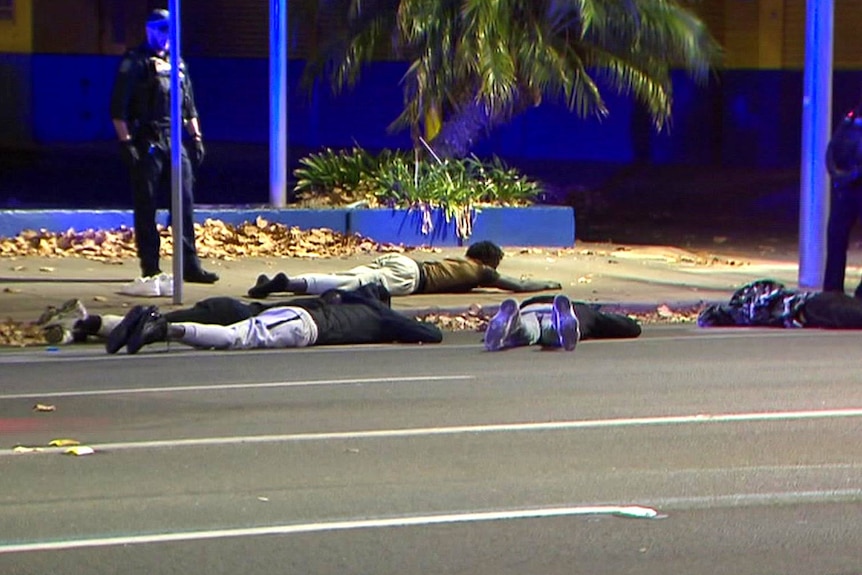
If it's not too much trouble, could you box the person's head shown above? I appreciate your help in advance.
[465,241,504,269]
[145,9,170,53]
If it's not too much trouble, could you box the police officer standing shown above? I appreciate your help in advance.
[824,103,862,297]
[110,8,218,283]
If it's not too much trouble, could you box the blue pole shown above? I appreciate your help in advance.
[169,0,184,303]
[798,0,834,289]
[270,0,288,206]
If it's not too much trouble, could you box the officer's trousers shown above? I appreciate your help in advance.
[130,143,202,277]
[823,179,862,296]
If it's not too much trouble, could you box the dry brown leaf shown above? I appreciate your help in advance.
[48,438,80,447]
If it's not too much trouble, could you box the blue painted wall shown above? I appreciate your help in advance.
[5,52,862,168]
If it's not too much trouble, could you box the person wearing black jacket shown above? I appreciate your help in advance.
[697,278,862,329]
[110,8,217,284]
[484,294,642,352]
[105,284,442,354]
[824,102,862,297]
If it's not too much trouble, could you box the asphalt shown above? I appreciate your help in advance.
[0,240,819,325]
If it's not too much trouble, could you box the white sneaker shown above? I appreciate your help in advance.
[156,273,173,297]
[120,276,161,297]
[37,298,88,330]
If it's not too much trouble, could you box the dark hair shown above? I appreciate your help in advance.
[465,241,504,268]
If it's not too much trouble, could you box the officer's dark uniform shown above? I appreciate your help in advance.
[824,104,862,296]
[110,41,210,280]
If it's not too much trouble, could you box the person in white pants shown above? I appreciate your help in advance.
[247,241,562,298]
[174,306,318,350]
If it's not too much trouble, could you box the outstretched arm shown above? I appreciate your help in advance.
[490,274,561,293]
[382,314,444,343]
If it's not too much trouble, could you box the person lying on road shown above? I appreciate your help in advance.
[483,294,642,352]
[697,278,862,329]
[36,285,443,354]
[246,241,562,298]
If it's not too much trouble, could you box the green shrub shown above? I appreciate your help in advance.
[293,147,541,238]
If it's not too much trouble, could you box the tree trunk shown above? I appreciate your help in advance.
[427,99,496,159]
[428,89,539,159]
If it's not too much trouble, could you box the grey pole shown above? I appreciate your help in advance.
[798,0,834,289]
[270,0,288,206]
[169,0,184,303]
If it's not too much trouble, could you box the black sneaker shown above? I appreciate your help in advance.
[105,305,151,354]
[126,309,168,354]
[184,268,220,284]
[247,274,272,298]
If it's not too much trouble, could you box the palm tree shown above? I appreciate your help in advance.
[300,0,721,158]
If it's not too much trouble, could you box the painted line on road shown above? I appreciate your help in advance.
[0,375,475,400]
[0,505,661,554]
[5,407,862,457]
[4,486,862,554]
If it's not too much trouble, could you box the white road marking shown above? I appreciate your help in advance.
[5,407,862,457]
[4,487,862,554]
[0,374,474,400]
[0,505,662,554]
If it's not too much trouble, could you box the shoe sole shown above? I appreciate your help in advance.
[105,305,148,354]
[484,299,519,351]
[126,312,166,355]
[38,298,85,328]
[552,296,580,352]
[43,325,72,345]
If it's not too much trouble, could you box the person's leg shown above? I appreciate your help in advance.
[485,299,541,351]
[572,303,642,339]
[175,150,218,283]
[172,322,243,349]
[800,292,862,328]
[132,148,163,277]
[250,264,383,298]
[163,297,255,325]
[823,182,859,292]
[175,307,317,349]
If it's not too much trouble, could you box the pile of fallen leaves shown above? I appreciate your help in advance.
[0,320,47,348]
[623,304,701,325]
[0,217,400,262]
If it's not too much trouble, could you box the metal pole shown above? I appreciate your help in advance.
[169,0,184,303]
[270,0,288,206]
[798,0,834,289]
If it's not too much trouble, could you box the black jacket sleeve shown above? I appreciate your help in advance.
[181,59,199,121]
[110,50,142,121]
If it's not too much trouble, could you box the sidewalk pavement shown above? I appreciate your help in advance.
[0,241,821,325]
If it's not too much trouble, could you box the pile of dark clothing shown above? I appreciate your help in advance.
[698,279,862,329]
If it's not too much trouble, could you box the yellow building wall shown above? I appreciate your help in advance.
[0,0,33,53]
[719,0,862,70]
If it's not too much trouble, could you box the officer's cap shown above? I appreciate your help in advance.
[147,9,170,26]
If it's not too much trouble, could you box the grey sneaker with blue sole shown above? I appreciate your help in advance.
[552,294,581,351]
[484,299,520,351]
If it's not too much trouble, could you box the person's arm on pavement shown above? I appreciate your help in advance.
[382,312,444,343]
[489,274,562,293]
